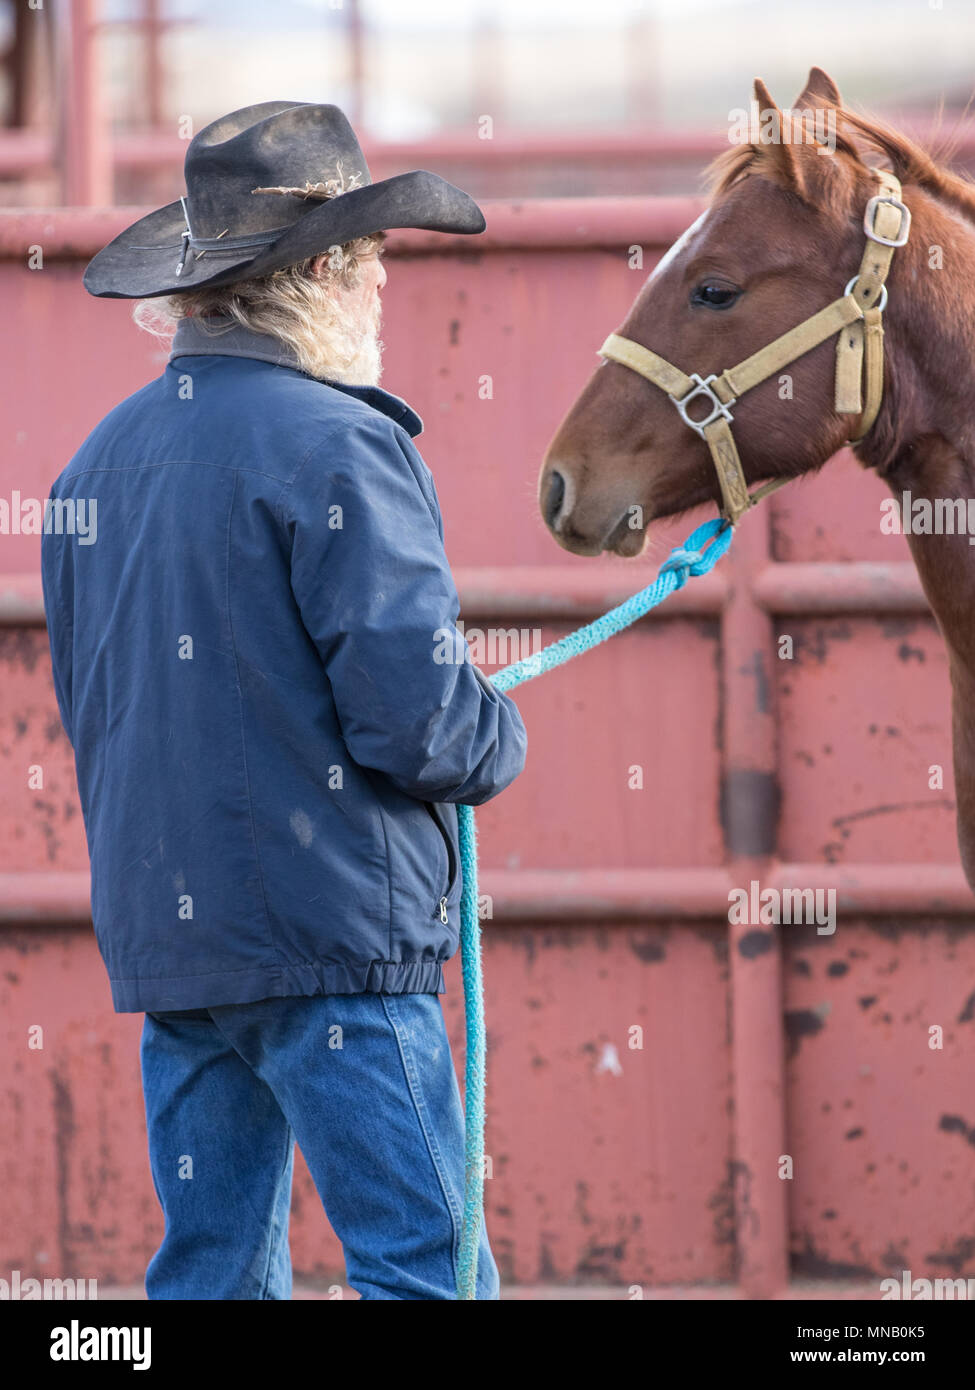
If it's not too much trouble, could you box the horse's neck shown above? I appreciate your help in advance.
[864,188,975,674]
[885,441,975,883]
[894,439,975,657]
[865,187,975,882]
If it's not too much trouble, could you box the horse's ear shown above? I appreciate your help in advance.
[751,77,838,204]
[752,79,811,198]
[794,66,842,109]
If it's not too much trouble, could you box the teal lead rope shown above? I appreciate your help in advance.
[453,517,734,1298]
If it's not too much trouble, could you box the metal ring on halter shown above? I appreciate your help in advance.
[669,373,736,438]
[845,275,888,313]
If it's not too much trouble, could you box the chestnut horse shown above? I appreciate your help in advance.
[539,67,975,890]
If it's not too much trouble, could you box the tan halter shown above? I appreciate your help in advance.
[598,170,911,525]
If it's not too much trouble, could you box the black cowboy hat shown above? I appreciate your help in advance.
[83,100,486,299]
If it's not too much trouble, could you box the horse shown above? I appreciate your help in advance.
[538,67,975,892]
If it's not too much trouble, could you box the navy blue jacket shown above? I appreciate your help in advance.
[40,317,527,1012]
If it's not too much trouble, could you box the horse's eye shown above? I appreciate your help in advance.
[690,282,741,310]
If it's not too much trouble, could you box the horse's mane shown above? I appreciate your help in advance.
[707,105,975,228]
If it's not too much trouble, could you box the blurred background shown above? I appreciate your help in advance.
[4,0,975,205]
[2,0,975,1301]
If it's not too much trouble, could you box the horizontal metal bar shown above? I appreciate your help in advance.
[455,560,929,623]
[0,131,51,177]
[0,129,732,176]
[1,863,969,926]
[489,864,973,919]
[0,573,45,624]
[0,121,968,174]
[0,871,92,922]
[0,130,727,177]
[0,562,932,627]
[753,562,928,614]
[0,198,706,260]
[775,862,972,915]
[452,565,725,620]
[484,867,735,919]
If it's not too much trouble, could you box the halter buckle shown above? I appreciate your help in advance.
[670,373,735,437]
[863,194,911,248]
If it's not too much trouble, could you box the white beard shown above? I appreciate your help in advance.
[324,298,384,387]
[341,330,383,386]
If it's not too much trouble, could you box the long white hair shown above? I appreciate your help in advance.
[132,231,385,385]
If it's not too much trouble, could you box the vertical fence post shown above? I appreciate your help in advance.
[58,0,111,207]
[721,505,790,1296]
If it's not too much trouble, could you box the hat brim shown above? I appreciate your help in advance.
[83,170,486,299]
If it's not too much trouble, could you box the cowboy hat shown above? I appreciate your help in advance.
[83,100,486,299]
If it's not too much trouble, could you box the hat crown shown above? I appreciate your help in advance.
[182,102,373,240]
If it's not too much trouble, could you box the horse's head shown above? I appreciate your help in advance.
[539,68,894,556]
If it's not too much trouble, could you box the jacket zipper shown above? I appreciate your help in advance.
[427,802,458,921]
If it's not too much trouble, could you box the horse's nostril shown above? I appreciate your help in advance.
[544,469,566,528]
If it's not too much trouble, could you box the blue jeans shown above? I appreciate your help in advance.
[139,992,499,1300]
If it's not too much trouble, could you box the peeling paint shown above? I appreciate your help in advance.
[738,929,773,959]
[784,1007,827,1054]
[49,1068,76,1271]
[926,1236,975,1274]
[791,1236,876,1281]
[720,769,780,856]
[629,937,665,963]
[938,1114,975,1145]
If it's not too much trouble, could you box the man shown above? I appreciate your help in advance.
[40,101,527,1301]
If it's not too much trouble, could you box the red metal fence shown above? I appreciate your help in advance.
[1,200,972,1296]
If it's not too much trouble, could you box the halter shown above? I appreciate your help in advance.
[598,170,912,525]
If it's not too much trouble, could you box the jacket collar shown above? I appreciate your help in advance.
[168,315,423,437]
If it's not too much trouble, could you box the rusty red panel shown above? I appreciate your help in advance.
[0,631,87,873]
[784,925,975,1284]
[476,620,723,871]
[1,929,150,1282]
[440,928,733,1286]
[776,618,956,867]
[771,450,915,565]
[384,246,663,568]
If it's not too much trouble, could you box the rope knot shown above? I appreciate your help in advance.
[659,545,706,585]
